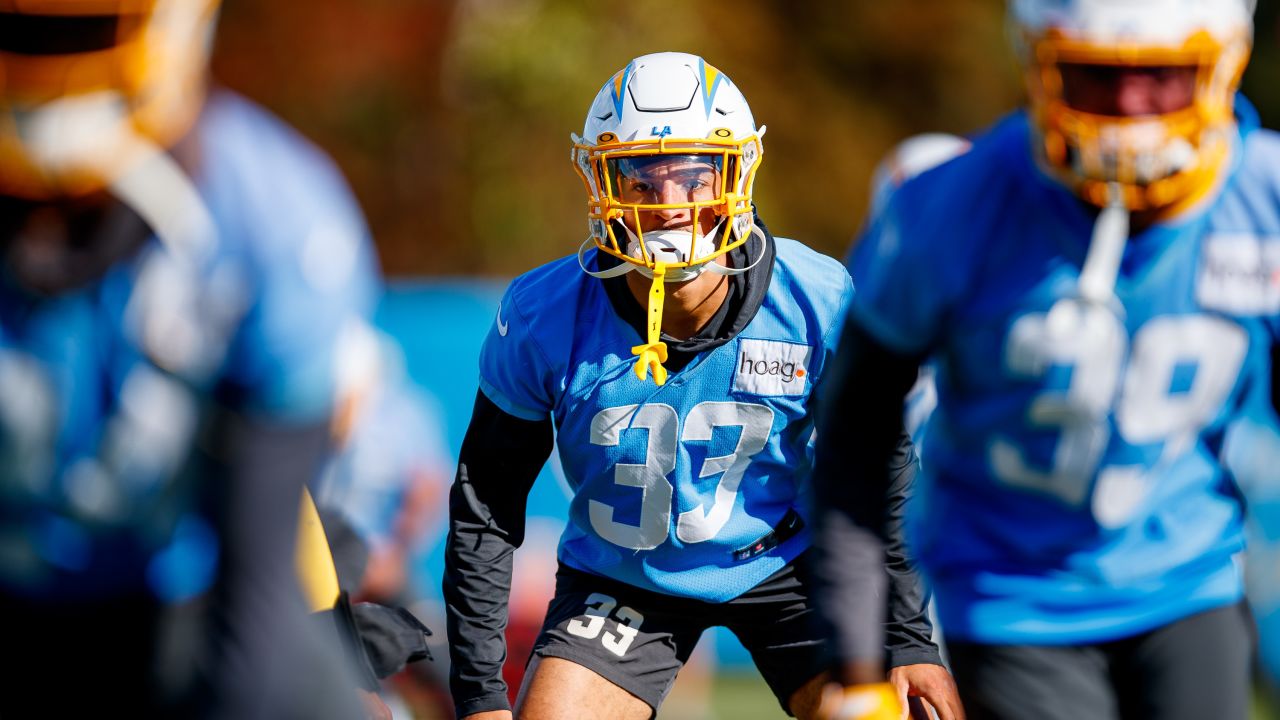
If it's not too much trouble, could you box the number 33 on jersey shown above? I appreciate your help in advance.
[478,238,852,603]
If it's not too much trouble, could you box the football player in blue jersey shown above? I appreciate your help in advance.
[812,1,1271,719]
[0,1,393,717]
[443,52,964,720]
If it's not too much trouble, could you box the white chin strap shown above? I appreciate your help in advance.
[1077,183,1129,306]
[622,222,721,282]
[1081,121,1195,186]
[577,222,769,282]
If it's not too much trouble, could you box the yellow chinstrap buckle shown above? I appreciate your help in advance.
[631,262,670,385]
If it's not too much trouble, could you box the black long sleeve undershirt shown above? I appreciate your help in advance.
[810,318,926,673]
[443,391,553,719]
[880,436,941,670]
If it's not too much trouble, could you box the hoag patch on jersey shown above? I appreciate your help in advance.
[733,338,811,396]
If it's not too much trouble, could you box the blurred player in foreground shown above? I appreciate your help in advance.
[812,1,1274,719]
[444,52,963,720]
[0,1,389,716]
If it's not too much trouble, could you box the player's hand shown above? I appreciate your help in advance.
[888,663,965,720]
[817,682,902,720]
[462,712,513,720]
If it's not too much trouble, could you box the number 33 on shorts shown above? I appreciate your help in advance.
[565,592,646,657]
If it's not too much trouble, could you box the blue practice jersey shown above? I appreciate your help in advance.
[849,99,1280,645]
[0,90,379,601]
[479,238,851,602]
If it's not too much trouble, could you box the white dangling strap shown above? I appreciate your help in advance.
[578,237,637,279]
[578,223,770,281]
[704,224,770,277]
[1077,183,1129,306]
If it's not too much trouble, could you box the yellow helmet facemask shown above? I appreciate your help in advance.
[0,0,221,200]
[573,135,762,279]
[1022,27,1251,212]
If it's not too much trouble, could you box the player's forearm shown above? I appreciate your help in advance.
[443,496,517,716]
[811,510,889,672]
[810,319,922,673]
[443,392,553,716]
[881,435,943,669]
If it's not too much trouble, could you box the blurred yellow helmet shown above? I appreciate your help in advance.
[1011,0,1254,212]
[0,0,221,199]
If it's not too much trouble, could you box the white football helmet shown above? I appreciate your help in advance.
[1010,0,1254,211]
[0,0,221,200]
[572,52,764,283]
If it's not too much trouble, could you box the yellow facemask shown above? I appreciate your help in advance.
[1021,27,1250,213]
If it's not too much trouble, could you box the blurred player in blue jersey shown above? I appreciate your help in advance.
[812,1,1272,719]
[0,1,387,716]
[443,52,963,720]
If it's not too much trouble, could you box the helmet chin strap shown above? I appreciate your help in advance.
[576,222,768,281]
[577,224,769,385]
[1077,183,1129,306]
[1044,183,1129,350]
[620,220,725,283]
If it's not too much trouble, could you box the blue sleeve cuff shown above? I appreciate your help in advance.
[478,377,548,422]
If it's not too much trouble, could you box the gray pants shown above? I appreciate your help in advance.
[946,602,1253,720]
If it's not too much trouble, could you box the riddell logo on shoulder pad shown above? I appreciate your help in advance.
[733,339,812,396]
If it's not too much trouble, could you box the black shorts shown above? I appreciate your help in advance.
[530,557,828,716]
[944,601,1254,720]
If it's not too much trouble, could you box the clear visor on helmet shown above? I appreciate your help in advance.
[605,153,727,207]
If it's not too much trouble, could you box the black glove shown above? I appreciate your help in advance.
[350,602,434,678]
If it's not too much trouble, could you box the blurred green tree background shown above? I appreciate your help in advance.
[212,0,1280,278]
